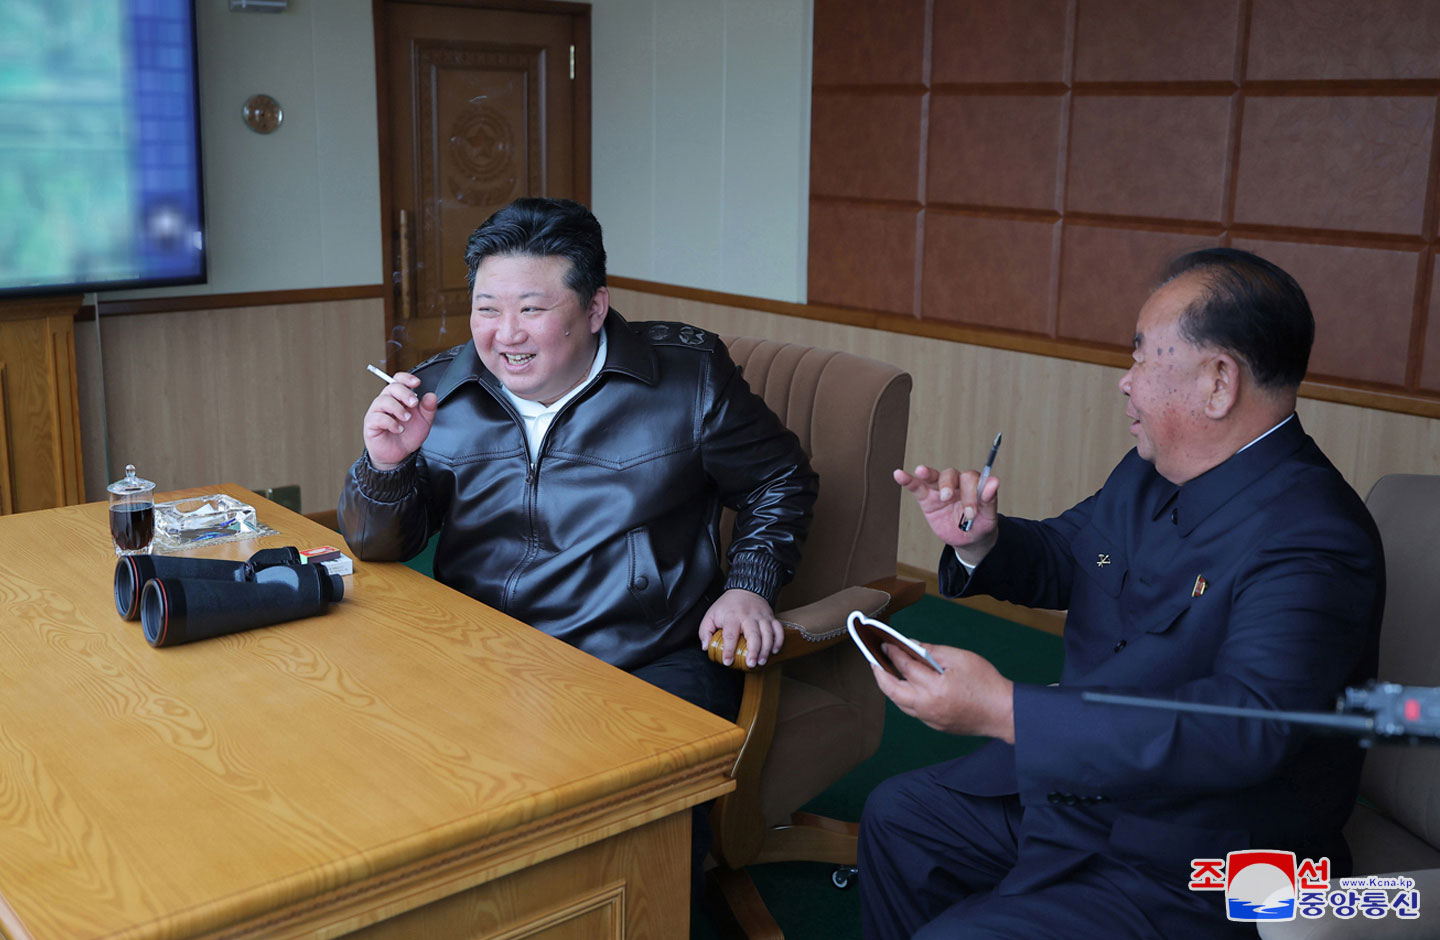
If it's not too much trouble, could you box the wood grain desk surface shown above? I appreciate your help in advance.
[0,484,743,940]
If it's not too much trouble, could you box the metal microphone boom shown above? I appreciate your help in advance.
[1081,681,1440,747]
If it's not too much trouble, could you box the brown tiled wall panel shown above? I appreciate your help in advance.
[1247,0,1440,81]
[1058,225,1221,347]
[810,94,924,202]
[1073,0,1241,83]
[808,202,917,316]
[809,0,1440,401]
[1234,97,1434,236]
[927,95,1064,210]
[812,0,927,86]
[921,213,1055,334]
[931,0,1068,85]
[1230,239,1419,389]
[1423,255,1440,391]
[1066,95,1233,222]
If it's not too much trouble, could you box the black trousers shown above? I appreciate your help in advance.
[632,644,743,722]
[858,761,1246,940]
[631,645,742,902]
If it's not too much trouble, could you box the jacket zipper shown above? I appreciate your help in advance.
[496,375,602,613]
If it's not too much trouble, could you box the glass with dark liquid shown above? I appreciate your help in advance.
[106,465,156,556]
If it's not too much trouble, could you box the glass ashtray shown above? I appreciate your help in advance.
[154,494,259,543]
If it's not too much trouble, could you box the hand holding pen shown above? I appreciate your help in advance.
[893,432,1003,559]
[960,432,1002,532]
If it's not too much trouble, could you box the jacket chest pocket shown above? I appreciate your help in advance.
[1071,524,1196,637]
[1071,525,1127,597]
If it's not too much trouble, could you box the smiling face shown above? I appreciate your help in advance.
[1117,274,1222,484]
[470,253,608,405]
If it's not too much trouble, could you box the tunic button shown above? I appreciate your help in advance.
[1047,791,1061,803]
[634,576,649,589]
[1113,639,1127,653]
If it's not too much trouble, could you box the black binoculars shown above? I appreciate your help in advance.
[114,547,344,648]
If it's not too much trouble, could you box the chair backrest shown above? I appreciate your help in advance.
[1358,474,1440,852]
[720,336,913,609]
[720,336,913,827]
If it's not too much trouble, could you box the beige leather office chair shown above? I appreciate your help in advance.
[1260,473,1440,940]
[703,336,920,939]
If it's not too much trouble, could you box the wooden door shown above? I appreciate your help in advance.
[0,296,85,513]
[377,1,591,371]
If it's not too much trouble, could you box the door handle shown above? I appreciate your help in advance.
[398,208,412,321]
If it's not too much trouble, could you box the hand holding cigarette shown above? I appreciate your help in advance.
[362,363,438,471]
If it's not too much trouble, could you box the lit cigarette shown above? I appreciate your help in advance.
[366,363,396,384]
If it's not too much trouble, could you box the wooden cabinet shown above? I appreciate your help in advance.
[0,296,85,513]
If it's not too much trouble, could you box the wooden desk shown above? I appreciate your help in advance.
[0,485,743,939]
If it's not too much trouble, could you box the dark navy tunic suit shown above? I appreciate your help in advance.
[859,416,1384,939]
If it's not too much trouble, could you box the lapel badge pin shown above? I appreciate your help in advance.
[1192,574,1207,597]
[1097,553,1111,568]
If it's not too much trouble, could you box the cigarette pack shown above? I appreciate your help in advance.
[300,545,353,576]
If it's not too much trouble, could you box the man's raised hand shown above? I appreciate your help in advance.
[363,372,439,470]
[893,464,1000,565]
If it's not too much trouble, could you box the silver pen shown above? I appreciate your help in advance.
[960,432,1002,532]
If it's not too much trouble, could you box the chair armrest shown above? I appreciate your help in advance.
[706,584,891,670]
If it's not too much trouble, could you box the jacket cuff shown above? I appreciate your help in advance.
[724,551,786,607]
[353,450,418,502]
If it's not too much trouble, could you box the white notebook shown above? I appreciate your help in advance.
[847,610,944,678]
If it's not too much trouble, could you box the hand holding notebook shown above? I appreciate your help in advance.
[847,610,945,678]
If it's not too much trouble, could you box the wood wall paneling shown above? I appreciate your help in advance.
[1422,254,1440,391]
[0,298,85,514]
[611,286,1440,582]
[808,0,1440,411]
[75,297,386,513]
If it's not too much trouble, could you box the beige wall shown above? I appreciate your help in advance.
[75,299,386,514]
[612,287,1440,574]
[102,0,382,301]
[590,0,813,302]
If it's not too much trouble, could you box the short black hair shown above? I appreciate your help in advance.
[1164,247,1314,390]
[463,197,607,304]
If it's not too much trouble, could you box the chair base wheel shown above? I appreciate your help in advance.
[832,866,858,889]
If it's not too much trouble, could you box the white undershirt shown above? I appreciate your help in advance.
[499,328,608,463]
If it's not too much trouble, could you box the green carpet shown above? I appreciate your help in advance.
[692,595,1065,940]
[401,546,1064,939]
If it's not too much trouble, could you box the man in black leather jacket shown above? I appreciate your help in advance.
[338,198,816,722]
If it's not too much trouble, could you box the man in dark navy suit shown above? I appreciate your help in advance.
[859,249,1385,939]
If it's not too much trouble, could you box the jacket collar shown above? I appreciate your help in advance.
[432,308,657,404]
[1153,413,1306,535]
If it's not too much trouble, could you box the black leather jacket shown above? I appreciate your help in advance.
[339,313,817,670]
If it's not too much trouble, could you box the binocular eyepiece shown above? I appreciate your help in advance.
[114,547,344,647]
